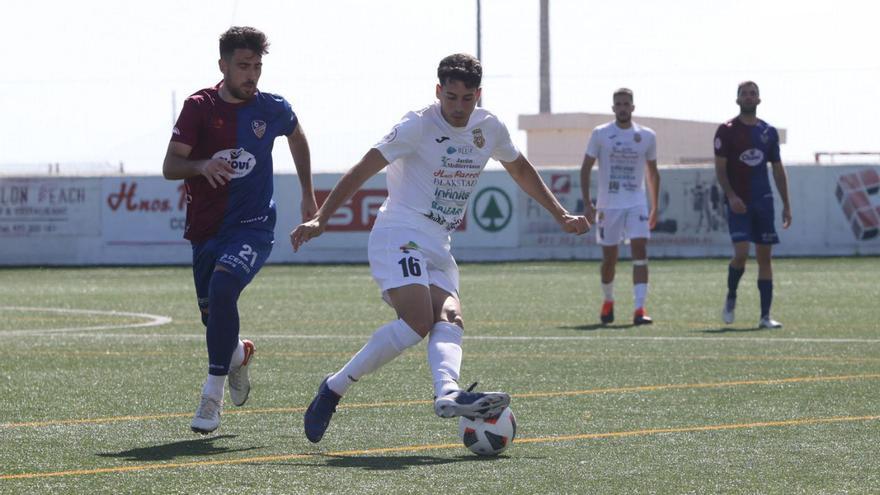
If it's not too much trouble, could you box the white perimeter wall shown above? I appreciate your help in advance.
[2,165,879,266]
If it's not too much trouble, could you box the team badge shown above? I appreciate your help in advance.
[760,131,769,144]
[634,133,642,143]
[472,128,485,148]
[251,120,267,139]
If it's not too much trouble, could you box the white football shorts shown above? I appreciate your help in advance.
[596,204,651,246]
[368,226,459,303]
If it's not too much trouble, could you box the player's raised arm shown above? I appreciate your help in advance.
[290,148,389,251]
[501,153,589,235]
[162,141,234,188]
[287,123,318,221]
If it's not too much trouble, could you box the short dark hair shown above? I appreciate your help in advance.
[219,26,269,59]
[737,80,759,96]
[437,54,482,88]
[613,88,634,101]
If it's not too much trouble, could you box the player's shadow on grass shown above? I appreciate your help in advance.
[698,325,767,333]
[97,435,262,462]
[313,453,512,471]
[561,323,636,331]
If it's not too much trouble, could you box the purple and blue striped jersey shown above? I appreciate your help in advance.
[171,82,298,242]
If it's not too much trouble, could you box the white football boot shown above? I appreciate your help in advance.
[191,395,222,434]
[228,340,255,407]
[759,317,782,329]
[722,297,736,325]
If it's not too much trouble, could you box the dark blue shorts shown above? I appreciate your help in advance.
[191,226,275,311]
[727,195,779,244]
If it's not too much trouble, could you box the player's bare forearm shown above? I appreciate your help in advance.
[288,125,317,219]
[290,149,388,252]
[288,125,315,196]
[771,161,791,208]
[714,156,734,197]
[315,148,388,224]
[503,154,567,222]
[646,159,660,212]
[163,141,234,188]
[580,155,596,215]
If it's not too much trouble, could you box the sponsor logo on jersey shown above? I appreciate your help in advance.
[739,148,765,167]
[446,145,475,155]
[251,120,267,139]
[212,148,258,178]
[435,136,450,143]
[472,128,485,148]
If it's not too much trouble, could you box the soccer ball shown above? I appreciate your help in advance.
[458,407,516,456]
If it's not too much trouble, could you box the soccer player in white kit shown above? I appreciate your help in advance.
[580,88,660,326]
[291,54,590,443]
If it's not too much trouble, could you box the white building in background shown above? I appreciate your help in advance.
[518,112,787,167]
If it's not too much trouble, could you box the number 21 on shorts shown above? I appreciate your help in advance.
[238,244,258,268]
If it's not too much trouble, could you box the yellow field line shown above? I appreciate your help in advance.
[3,373,878,430]
[1,414,876,480]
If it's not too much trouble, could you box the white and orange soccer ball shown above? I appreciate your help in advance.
[458,407,516,456]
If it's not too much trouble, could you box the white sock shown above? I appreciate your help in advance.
[602,282,614,302]
[428,322,463,398]
[634,283,648,309]
[229,340,245,368]
[202,374,226,400]
[327,319,423,396]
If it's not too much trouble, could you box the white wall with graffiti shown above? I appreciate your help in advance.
[2,165,878,266]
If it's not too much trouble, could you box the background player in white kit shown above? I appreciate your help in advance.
[580,88,660,326]
[291,53,589,443]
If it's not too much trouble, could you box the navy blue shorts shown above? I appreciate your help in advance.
[191,226,275,312]
[727,195,779,244]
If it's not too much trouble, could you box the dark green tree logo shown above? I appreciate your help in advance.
[473,187,512,232]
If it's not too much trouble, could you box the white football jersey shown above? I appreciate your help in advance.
[373,102,520,236]
[585,121,657,209]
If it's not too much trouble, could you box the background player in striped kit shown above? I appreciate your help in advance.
[714,81,792,328]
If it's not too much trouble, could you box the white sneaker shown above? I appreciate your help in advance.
[191,395,222,434]
[722,297,736,325]
[228,340,255,407]
[759,317,782,329]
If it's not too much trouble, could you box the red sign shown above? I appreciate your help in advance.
[317,189,387,231]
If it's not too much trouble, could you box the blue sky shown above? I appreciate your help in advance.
[2,0,877,174]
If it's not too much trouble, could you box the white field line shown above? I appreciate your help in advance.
[0,306,172,336]
[2,306,878,344]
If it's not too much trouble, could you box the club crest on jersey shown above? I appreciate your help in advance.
[633,133,642,143]
[251,120,267,139]
[760,131,770,144]
[472,128,485,148]
[212,148,257,179]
